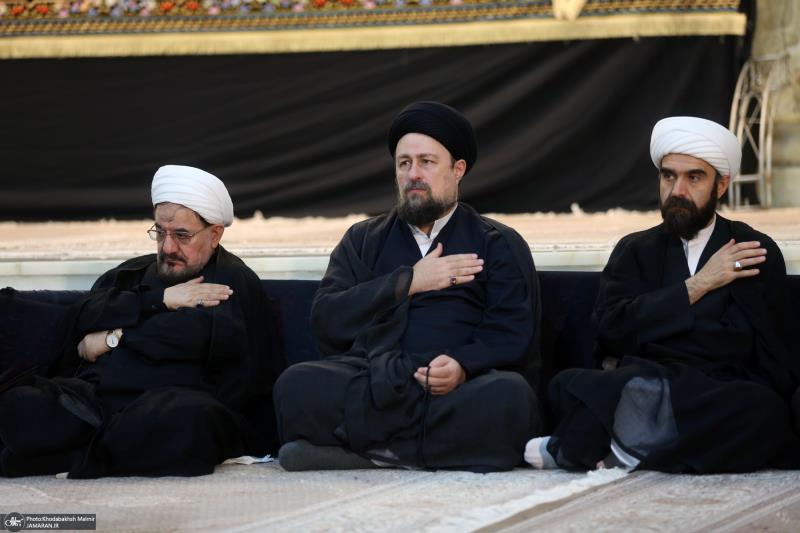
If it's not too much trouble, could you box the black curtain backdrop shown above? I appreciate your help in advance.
[0,36,747,221]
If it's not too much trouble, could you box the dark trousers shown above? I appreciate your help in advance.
[274,360,542,472]
[547,366,800,473]
[793,387,800,435]
[0,377,246,478]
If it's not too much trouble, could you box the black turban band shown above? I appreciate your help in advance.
[387,101,478,175]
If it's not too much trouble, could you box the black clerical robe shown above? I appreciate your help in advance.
[547,215,800,473]
[274,203,542,472]
[0,246,282,478]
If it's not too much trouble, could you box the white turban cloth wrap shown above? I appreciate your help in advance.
[650,116,741,178]
[151,165,234,227]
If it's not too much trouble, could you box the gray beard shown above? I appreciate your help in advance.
[156,253,204,285]
[397,183,455,228]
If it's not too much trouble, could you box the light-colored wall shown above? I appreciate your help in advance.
[5,242,800,290]
[753,0,800,206]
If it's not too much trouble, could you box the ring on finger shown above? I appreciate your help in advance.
[450,276,457,286]
[197,299,204,307]
[733,261,743,272]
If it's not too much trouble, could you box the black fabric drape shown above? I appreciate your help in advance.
[0,36,744,220]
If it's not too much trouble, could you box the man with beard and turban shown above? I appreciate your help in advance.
[0,165,282,478]
[525,116,800,474]
[273,101,542,472]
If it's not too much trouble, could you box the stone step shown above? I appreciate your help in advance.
[3,242,800,290]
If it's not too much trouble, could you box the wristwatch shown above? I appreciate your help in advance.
[105,328,123,349]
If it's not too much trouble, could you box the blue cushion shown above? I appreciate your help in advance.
[0,288,72,390]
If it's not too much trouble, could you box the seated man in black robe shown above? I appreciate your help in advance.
[0,165,281,478]
[274,101,542,472]
[526,116,800,473]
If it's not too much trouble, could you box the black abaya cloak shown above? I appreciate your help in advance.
[548,216,800,473]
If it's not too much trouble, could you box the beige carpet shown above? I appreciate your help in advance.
[494,469,800,533]
[3,464,800,532]
[0,463,620,532]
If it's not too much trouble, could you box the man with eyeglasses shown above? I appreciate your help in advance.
[0,165,282,478]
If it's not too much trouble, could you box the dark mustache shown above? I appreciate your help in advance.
[663,195,695,211]
[158,252,185,263]
[404,182,431,193]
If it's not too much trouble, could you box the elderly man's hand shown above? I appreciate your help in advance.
[414,354,467,395]
[686,239,766,304]
[409,243,483,296]
[77,331,111,363]
[163,276,233,310]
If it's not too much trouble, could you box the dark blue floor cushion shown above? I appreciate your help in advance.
[4,273,799,395]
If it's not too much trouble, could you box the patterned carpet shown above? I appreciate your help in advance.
[2,463,799,532]
[494,470,800,533]
[0,464,620,532]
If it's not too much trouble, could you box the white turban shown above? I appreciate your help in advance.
[650,116,741,178]
[151,165,234,227]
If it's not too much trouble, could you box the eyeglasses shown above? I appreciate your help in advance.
[147,225,211,245]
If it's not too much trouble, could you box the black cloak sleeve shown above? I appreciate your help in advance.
[593,229,695,361]
[311,216,414,357]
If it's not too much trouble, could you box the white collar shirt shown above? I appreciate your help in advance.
[681,214,717,275]
[407,205,457,257]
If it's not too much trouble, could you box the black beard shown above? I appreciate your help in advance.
[156,252,204,285]
[396,183,454,228]
[660,188,717,240]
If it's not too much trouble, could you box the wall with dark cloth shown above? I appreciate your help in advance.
[0,35,746,221]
